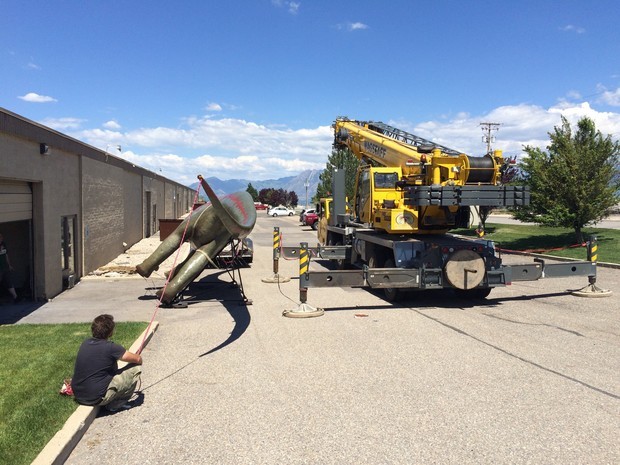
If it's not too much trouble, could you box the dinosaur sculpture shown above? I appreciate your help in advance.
[136,175,257,304]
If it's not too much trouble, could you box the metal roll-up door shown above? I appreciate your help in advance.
[0,180,32,222]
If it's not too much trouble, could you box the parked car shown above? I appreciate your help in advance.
[267,205,295,217]
[299,208,316,223]
[254,202,268,210]
[303,211,319,230]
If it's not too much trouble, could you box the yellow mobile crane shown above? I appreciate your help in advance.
[330,118,517,234]
[308,118,596,301]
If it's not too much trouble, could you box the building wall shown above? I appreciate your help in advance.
[82,157,142,273]
[0,129,82,298]
[0,108,195,301]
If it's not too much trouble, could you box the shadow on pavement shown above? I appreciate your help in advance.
[97,391,146,417]
[326,288,573,313]
[0,299,44,325]
[138,271,251,392]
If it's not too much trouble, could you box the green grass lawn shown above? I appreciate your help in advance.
[0,322,147,465]
[453,223,620,264]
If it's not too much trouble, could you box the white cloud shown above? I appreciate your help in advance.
[59,101,620,186]
[206,102,223,112]
[103,120,122,130]
[41,117,85,130]
[402,101,620,158]
[596,85,620,107]
[27,62,41,70]
[271,0,300,15]
[349,22,368,31]
[560,24,586,34]
[18,92,57,103]
[72,117,330,184]
[336,22,369,31]
[288,2,300,14]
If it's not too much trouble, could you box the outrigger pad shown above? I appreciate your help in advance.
[571,283,612,298]
[282,303,325,318]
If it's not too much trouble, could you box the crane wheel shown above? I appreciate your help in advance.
[382,258,402,302]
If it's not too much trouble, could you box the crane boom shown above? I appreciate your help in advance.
[333,117,500,186]
[365,121,461,156]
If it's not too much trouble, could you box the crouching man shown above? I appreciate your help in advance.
[72,314,143,412]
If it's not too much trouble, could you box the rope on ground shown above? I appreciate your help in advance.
[137,185,204,353]
[272,231,318,305]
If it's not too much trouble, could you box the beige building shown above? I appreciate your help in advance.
[0,108,195,302]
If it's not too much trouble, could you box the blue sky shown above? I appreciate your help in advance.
[2,0,620,185]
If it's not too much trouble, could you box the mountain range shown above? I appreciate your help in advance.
[190,169,323,207]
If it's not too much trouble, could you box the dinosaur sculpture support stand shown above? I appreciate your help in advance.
[172,238,253,307]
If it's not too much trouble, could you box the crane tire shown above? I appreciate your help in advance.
[382,258,402,302]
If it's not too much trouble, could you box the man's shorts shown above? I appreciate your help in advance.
[99,364,142,410]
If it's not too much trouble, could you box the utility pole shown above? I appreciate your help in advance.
[480,122,500,154]
[477,122,501,235]
[304,170,314,210]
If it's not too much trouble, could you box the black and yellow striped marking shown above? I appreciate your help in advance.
[272,227,280,258]
[588,235,598,263]
[299,242,309,277]
[590,243,598,263]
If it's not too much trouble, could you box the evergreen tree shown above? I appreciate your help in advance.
[246,183,259,201]
[316,147,360,201]
[513,116,620,242]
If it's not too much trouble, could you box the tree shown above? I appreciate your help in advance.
[287,190,299,207]
[246,183,259,202]
[513,116,620,242]
[316,147,360,201]
[258,187,297,207]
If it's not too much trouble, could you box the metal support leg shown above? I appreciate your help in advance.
[283,242,324,318]
[572,235,612,297]
[262,227,291,283]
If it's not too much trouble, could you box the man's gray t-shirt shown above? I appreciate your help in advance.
[72,338,125,405]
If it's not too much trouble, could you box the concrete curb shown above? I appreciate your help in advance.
[31,321,159,465]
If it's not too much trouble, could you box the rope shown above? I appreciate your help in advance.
[137,185,204,353]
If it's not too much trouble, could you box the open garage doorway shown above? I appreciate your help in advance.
[0,180,34,303]
[0,220,33,303]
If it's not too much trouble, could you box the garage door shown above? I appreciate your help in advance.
[0,180,32,222]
